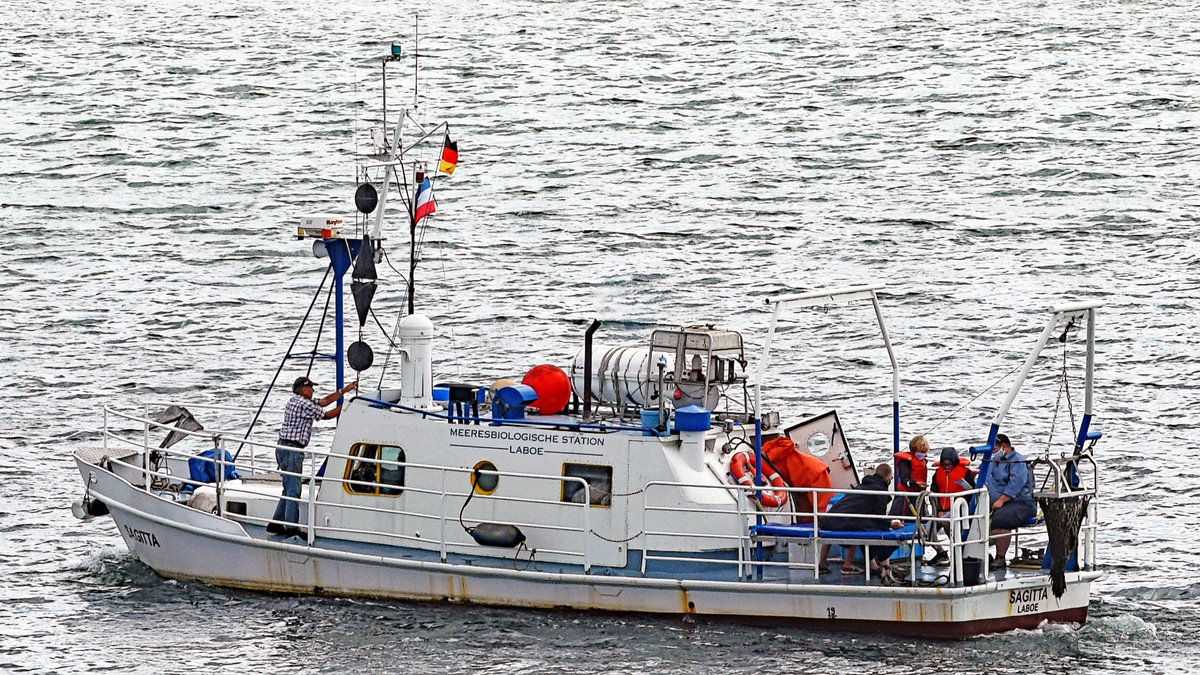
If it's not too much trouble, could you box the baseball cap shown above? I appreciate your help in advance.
[293,376,318,394]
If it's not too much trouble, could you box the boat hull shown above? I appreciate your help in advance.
[80,458,1095,639]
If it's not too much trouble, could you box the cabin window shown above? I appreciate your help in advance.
[472,460,499,495]
[561,463,612,507]
[344,443,406,496]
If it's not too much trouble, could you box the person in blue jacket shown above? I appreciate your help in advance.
[985,433,1036,568]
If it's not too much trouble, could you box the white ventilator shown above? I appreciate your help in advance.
[397,313,434,409]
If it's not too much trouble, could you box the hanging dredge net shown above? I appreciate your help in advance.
[1038,493,1091,599]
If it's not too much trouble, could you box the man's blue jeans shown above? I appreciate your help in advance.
[271,440,305,526]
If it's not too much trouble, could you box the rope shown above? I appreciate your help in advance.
[924,363,1021,435]
[512,541,536,571]
[309,278,335,375]
[891,491,955,587]
[1063,342,1078,438]
[1045,375,1065,455]
[877,556,951,587]
[1043,332,1081,455]
[910,489,934,547]
[915,573,952,587]
[878,565,903,586]
[379,245,411,288]
[234,265,333,460]
[457,469,481,535]
[375,247,411,388]
[592,530,644,544]
[368,306,399,349]
[608,487,645,498]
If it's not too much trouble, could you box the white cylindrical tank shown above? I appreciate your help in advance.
[569,344,653,407]
[398,313,434,409]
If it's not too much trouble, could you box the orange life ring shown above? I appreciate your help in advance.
[729,451,788,508]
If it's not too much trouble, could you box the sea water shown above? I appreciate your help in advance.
[2,0,1199,672]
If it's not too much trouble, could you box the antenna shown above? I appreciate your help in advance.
[413,15,420,110]
[410,14,420,314]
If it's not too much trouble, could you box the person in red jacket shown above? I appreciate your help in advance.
[891,435,931,519]
[926,446,975,566]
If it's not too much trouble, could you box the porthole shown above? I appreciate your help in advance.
[806,432,831,457]
[472,460,499,495]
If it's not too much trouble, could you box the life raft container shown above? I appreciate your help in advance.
[729,451,788,508]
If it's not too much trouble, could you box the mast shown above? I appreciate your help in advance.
[409,14,420,315]
[409,169,420,315]
[369,19,446,318]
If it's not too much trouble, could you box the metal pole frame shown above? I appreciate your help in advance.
[756,285,899,454]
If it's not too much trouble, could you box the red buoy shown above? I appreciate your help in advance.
[522,364,571,415]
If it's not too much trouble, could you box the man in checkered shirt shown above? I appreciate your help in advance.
[268,375,357,537]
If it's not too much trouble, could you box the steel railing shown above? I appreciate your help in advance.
[96,403,1094,585]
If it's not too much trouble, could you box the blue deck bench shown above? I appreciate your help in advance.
[750,522,918,541]
[749,522,922,582]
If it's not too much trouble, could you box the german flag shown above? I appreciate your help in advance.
[438,133,458,175]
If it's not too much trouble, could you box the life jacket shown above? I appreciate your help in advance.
[893,450,928,493]
[933,457,972,511]
[762,437,834,517]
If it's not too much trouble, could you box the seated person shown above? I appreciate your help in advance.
[927,446,976,566]
[891,435,931,520]
[762,437,834,519]
[818,463,896,574]
[985,433,1037,569]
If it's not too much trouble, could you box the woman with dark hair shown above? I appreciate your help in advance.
[926,446,975,566]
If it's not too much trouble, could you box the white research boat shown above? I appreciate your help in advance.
[72,46,1104,640]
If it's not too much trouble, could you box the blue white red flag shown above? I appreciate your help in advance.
[413,178,436,226]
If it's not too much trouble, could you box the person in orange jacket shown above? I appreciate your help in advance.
[926,446,975,566]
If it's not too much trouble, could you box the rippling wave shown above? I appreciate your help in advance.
[3,0,1199,672]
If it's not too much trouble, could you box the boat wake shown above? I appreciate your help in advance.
[73,545,167,588]
[1080,613,1158,639]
